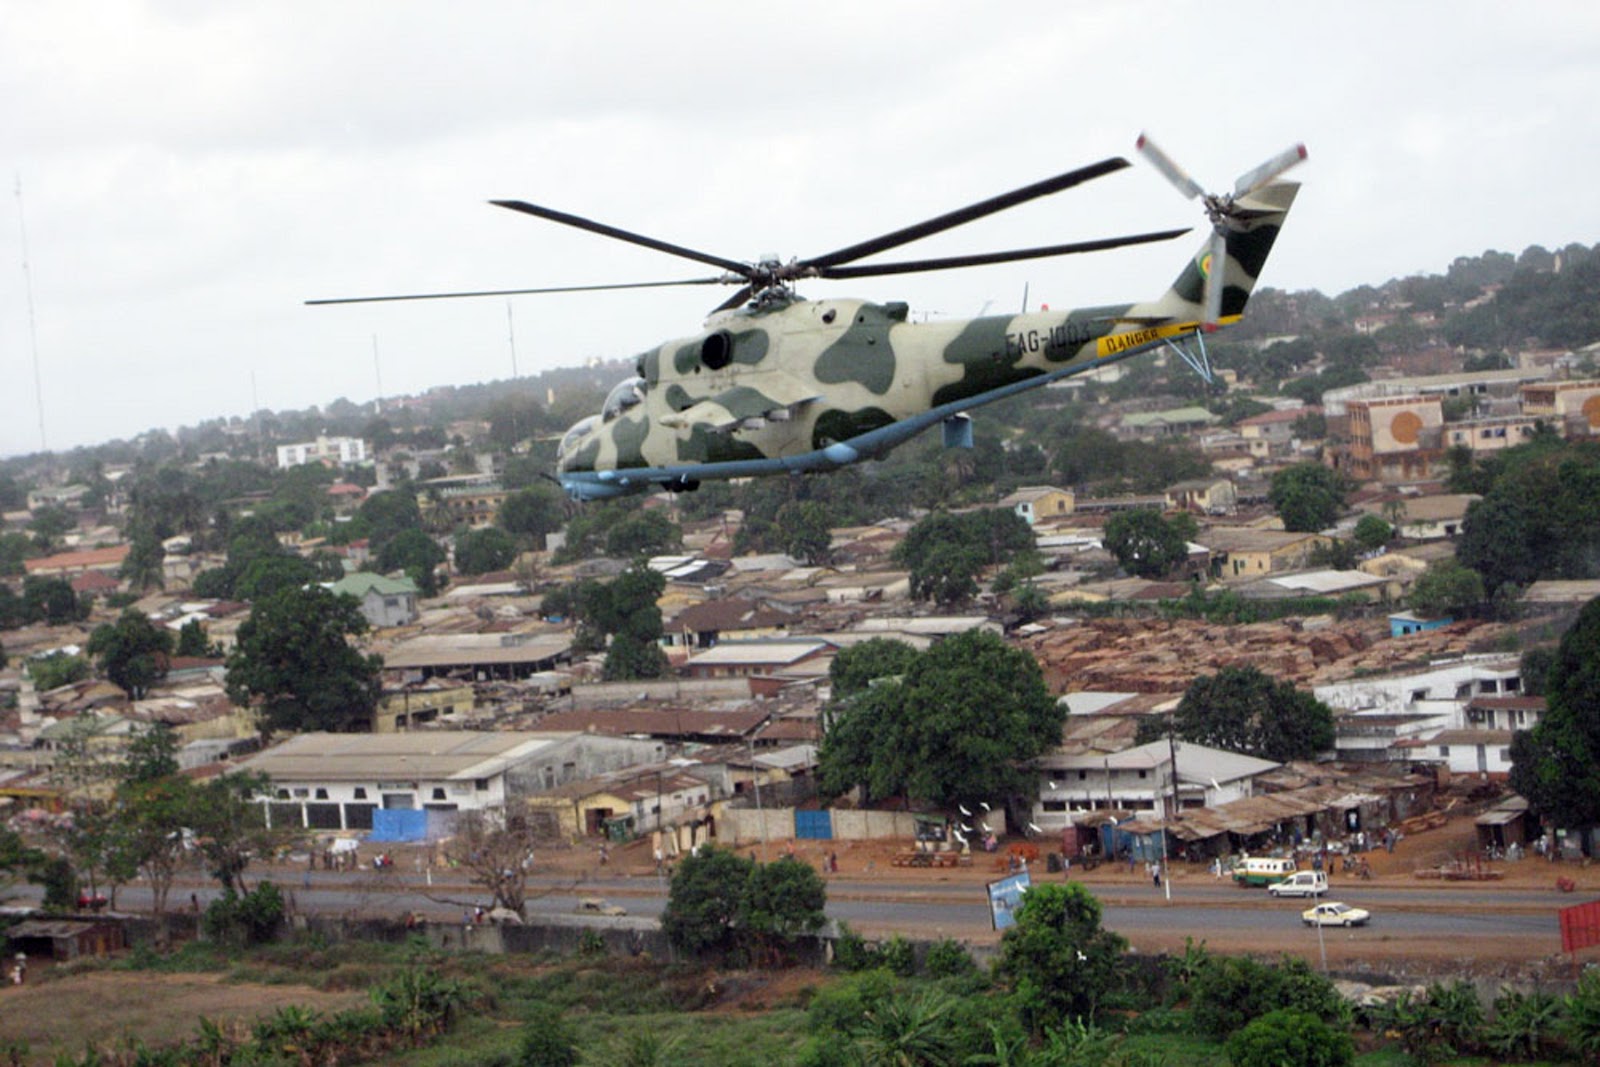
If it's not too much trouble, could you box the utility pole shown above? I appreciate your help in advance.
[1163,725,1180,903]
[750,737,768,849]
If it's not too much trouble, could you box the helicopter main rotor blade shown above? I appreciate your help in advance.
[710,284,755,314]
[306,276,733,306]
[812,227,1190,280]
[801,157,1130,272]
[491,199,752,276]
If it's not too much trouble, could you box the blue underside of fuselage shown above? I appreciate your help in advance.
[558,343,1162,501]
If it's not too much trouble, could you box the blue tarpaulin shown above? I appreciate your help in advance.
[371,809,429,842]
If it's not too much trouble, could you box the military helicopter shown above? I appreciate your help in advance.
[311,135,1304,500]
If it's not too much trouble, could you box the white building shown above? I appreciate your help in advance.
[238,730,662,832]
[276,436,369,470]
[1315,655,1528,763]
[1031,740,1281,832]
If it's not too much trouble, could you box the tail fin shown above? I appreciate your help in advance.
[1167,181,1300,326]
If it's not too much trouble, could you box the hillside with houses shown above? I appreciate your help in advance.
[5,242,1600,883]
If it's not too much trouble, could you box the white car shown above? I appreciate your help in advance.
[1302,901,1371,927]
[1268,871,1328,897]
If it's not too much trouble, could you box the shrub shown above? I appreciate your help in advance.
[1226,1009,1354,1067]
[923,938,977,979]
[831,924,883,972]
[1484,987,1564,1061]
[1567,969,1600,1060]
[806,968,897,1036]
[202,882,285,946]
[1190,955,1344,1038]
[881,934,916,977]
[516,1003,579,1067]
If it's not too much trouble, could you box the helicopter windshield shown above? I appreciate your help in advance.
[601,376,647,421]
[557,415,600,461]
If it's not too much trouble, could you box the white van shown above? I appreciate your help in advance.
[1267,870,1328,897]
[1232,857,1297,887]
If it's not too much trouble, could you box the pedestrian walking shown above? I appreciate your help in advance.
[1152,862,1162,889]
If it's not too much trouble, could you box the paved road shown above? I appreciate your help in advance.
[44,868,1565,957]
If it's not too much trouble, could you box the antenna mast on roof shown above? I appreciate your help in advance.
[14,175,47,451]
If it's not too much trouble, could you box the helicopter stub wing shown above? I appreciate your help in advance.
[658,374,821,432]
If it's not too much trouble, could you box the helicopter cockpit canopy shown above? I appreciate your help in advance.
[601,376,647,421]
[557,415,601,462]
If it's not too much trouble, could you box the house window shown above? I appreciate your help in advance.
[1078,770,1088,781]
[1138,770,1147,779]
[1411,689,1428,703]
[1438,746,1450,757]
[431,787,446,800]
[1042,801,1067,812]
[1499,749,1511,762]
[353,787,367,799]
[314,788,328,800]
[276,788,290,800]
[293,788,309,798]
[475,778,489,791]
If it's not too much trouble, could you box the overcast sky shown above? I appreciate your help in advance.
[3,2,1598,459]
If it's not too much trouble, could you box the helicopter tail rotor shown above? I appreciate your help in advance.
[1136,133,1306,329]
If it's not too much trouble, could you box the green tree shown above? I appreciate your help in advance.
[819,631,1062,809]
[123,723,180,784]
[356,489,424,556]
[1149,664,1334,762]
[603,509,681,559]
[741,856,828,963]
[909,542,984,606]
[115,775,199,919]
[568,566,671,681]
[455,526,517,576]
[828,638,920,701]
[662,847,827,965]
[1510,596,1600,839]
[378,527,446,596]
[225,585,383,736]
[233,553,320,603]
[87,609,174,699]
[175,618,212,658]
[27,651,89,691]
[661,845,755,960]
[1102,508,1195,579]
[22,575,86,624]
[186,772,276,895]
[996,882,1128,1031]
[776,500,835,566]
[1352,514,1394,553]
[497,485,565,548]
[1268,463,1348,532]
[119,526,166,592]
[1408,559,1486,618]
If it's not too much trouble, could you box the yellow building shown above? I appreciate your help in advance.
[375,681,475,732]
[1200,528,1332,581]
[998,485,1076,525]
[1520,379,1600,434]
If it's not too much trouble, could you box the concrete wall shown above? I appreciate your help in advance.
[720,807,921,843]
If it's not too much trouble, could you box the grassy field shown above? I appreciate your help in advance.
[2,937,1577,1066]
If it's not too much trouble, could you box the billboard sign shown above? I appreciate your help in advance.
[987,870,1032,930]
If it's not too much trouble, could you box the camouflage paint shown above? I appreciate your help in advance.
[556,181,1300,496]
[813,302,905,395]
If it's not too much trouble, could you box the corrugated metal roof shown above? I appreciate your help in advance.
[238,730,580,782]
